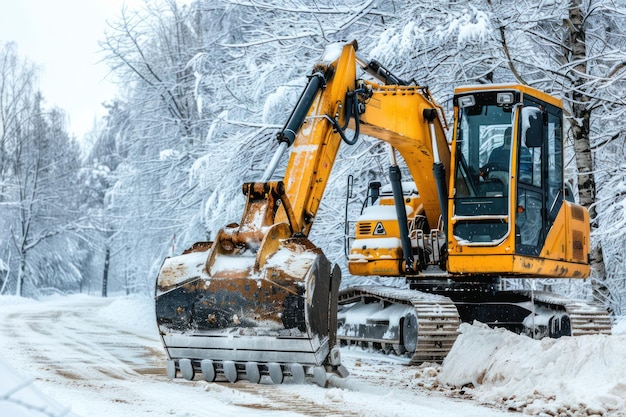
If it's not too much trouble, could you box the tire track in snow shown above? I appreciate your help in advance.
[227,382,362,417]
[0,298,166,383]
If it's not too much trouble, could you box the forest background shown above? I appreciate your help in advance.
[1,0,625,317]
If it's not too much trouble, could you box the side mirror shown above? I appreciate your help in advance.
[368,181,381,205]
[521,107,543,148]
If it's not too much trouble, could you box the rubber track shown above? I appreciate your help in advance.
[338,286,461,364]
[524,291,612,336]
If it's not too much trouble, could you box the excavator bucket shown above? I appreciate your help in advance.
[155,181,344,385]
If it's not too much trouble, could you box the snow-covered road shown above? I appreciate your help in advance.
[0,295,507,417]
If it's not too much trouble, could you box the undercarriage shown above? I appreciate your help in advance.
[334,275,611,363]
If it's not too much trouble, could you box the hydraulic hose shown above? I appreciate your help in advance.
[328,89,362,146]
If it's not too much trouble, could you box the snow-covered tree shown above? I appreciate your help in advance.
[0,42,85,297]
[99,0,209,294]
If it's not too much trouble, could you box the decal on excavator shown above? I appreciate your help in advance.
[373,222,386,235]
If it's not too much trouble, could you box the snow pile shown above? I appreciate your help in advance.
[438,322,626,416]
[95,294,157,335]
[0,353,78,417]
[612,316,626,335]
[0,295,36,307]
[447,6,491,45]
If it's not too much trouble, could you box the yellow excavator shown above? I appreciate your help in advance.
[155,41,610,386]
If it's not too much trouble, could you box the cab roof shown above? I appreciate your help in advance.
[453,83,563,109]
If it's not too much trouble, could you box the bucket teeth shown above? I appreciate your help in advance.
[313,366,327,387]
[290,363,306,384]
[179,358,194,381]
[166,359,176,379]
[223,361,238,383]
[246,362,261,384]
[166,359,348,385]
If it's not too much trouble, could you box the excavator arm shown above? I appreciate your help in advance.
[202,40,451,283]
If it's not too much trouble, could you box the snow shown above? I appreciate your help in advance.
[265,247,317,278]
[1,295,626,416]
[439,322,626,416]
[379,182,418,195]
[156,250,209,291]
[210,253,256,274]
[613,316,626,335]
[446,7,491,45]
[159,149,178,161]
[349,237,402,252]
[319,42,345,65]
[357,204,413,221]
[0,353,77,417]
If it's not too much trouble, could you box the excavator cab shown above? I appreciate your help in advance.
[447,85,590,278]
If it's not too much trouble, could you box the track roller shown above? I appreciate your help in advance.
[223,360,238,383]
[290,363,306,384]
[201,359,216,382]
[246,362,261,384]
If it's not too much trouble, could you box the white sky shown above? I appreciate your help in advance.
[0,0,146,140]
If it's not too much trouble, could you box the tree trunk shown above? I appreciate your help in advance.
[564,0,606,303]
[16,256,26,297]
[567,3,595,212]
[102,245,110,298]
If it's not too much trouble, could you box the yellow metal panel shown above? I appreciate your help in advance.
[512,255,589,278]
[357,85,450,226]
[348,259,402,276]
[538,201,590,265]
[448,253,589,278]
[448,253,515,275]
[539,209,568,261]
[565,201,590,263]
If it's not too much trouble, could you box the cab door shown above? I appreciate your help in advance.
[515,99,563,256]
